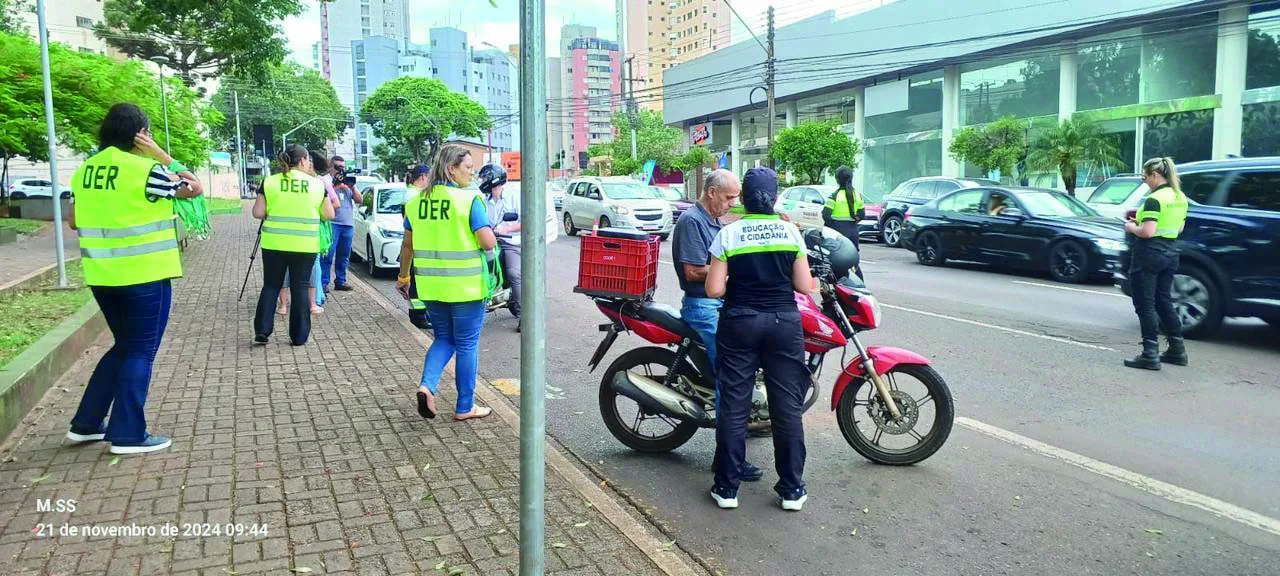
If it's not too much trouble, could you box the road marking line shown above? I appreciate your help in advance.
[860,260,877,265]
[659,259,672,265]
[956,417,1280,538]
[880,303,1114,351]
[1012,280,1128,298]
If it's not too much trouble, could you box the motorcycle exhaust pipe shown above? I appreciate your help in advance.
[611,372,707,424]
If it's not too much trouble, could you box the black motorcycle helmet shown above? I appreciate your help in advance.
[477,163,508,194]
[803,227,860,279]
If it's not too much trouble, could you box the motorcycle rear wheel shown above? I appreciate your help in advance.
[836,364,954,465]
[598,346,702,453]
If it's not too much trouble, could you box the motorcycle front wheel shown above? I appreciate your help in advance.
[598,346,702,453]
[836,364,954,465]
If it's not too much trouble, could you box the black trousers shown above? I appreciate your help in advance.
[1129,251,1182,342]
[714,308,808,495]
[253,249,317,344]
[828,220,864,280]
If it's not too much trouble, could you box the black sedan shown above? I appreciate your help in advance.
[900,186,1126,283]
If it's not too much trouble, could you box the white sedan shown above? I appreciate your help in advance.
[8,178,72,199]
[351,182,560,277]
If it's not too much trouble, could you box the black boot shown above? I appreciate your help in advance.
[1160,336,1188,366]
[1124,339,1161,370]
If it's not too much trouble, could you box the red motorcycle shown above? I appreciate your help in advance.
[585,228,954,465]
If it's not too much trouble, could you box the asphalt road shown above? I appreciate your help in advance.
[350,227,1280,576]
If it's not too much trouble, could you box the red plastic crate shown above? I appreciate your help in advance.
[575,233,661,300]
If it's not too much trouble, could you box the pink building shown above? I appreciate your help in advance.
[566,36,621,169]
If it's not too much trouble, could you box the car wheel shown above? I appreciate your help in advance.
[1048,240,1089,284]
[563,212,577,236]
[1171,265,1223,339]
[11,192,25,199]
[367,238,378,277]
[915,231,945,266]
[882,215,904,248]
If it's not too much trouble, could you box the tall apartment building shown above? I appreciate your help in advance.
[625,0,730,111]
[21,0,112,56]
[547,26,620,171]
[470,50,516,153]
[351,37,432,171]
[325,0,410,159]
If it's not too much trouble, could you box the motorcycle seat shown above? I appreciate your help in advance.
[637,302,702,343]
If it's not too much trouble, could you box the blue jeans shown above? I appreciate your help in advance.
[421,300,486,414]
[321,224,354,288]
[681,296,722,379]
[71,280,172,444]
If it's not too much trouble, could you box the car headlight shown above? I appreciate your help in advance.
[1092,238,1124,251]
[375,227,404,239]
[610,204,631,215]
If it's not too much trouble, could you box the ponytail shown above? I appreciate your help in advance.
[1142,156,1181,193]
[278,144,308,174]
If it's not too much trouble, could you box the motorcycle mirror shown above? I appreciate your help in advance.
[503,212,519,222]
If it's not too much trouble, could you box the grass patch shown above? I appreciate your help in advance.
[207,197,243,215]
[0,218,48,236]
[0,260,91,367]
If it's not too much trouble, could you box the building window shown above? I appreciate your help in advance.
[1143,109,1213,165]
[797,89,859,125]
[76,16,94,28]
[959,56,1059,125]
[1077,16,1217,111]
[865,73,943,138]
[1248,6,1280,89]
[1244,101,1280,156]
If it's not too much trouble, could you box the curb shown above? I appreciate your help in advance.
[0,299,105,443]
[0,257,82,297]
[348,274,709,576]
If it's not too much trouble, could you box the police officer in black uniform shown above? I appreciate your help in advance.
[705,168,816,512]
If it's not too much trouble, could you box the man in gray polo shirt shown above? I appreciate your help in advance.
[672,170,763,481]
[321,155,362,292]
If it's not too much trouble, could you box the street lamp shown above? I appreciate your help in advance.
[149,55,172,153]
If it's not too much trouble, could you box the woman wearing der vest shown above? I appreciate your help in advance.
[705,168,816,511]
[1124,157,1190,370]
[395,145,498,421]
[823,166,864,279]
[251,144,336,346]
[65,103,203,455]
[276,151,340,316]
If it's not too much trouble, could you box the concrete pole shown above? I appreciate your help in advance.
[941,65,961,178]
[1059,47,1078,189]
[852,86,866,195]
[1213,2,1248,159]
[517,1,547,574]
[785,101,797,129]
[36,0,67,288]
[159,70,171,153]
[234,91,246,195]
[730,112,741,176]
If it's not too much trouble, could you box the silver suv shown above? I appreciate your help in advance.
[562,176,674,238]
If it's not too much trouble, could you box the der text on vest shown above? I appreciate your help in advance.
[417,197,452,221]
[282,178,310,193]
[82,165,119,190]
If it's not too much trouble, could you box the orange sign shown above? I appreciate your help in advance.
[502,151,522,181]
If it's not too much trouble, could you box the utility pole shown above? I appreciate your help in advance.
[233,91,246,196]
[766,5,776,169]
[626,56,638,161]
[36,0,67,288]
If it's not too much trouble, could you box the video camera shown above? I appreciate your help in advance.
[334,166,363,187]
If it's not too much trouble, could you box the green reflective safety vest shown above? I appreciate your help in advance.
[72,147,182,287]
[825,187,863,221]
[407,185,488,303]
[260,170,326,253]
[1136,185,1188,239]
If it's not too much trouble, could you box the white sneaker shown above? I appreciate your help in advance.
[780,491,808,511]
[710,487,739,509]
[66,429,106,443]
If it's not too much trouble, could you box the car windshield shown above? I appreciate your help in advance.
[1015,191,1098,217]
[1087,178,1143,205]
[652,187,682,201]
[602,182,653,200]
[377,187,407,214]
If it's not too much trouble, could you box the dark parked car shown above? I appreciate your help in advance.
[1116,157,1280,338]
[901,186,1125,283]
[652,185,694,222]
[879,176,998,247]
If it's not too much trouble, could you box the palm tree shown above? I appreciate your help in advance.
[1027,117,1124,196]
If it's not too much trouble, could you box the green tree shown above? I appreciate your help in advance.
[371,142,416,181]
[0,0,30,34]
[948,115,1028,182]
[769,121,859,185]
[96,0,304,84]
[360,77,491,166]
[0,31,216,189]
[211,62,349,152]
[1027,117,1124,196]
[677,146,714,198]
[608,109,685,173]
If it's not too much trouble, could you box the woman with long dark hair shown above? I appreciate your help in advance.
[824,166,864,279]
[395,144,498,421]
[65,103,202,455]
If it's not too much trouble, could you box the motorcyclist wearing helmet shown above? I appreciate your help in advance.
[477,163,523,331]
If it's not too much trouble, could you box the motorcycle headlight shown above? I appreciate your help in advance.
[1093,238,1124,252]
[610,204,631,215]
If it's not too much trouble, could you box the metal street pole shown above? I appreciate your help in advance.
[626,57,637,162]
[150,56,172,153]
[518,0,547,573]
[234,91,246,196]
[36,0,67,288]
[766,6,776,169]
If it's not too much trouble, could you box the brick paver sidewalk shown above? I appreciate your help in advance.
[0,213,703,576]
[0,222,79,288]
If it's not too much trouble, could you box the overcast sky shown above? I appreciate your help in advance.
[283,0,889,65]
